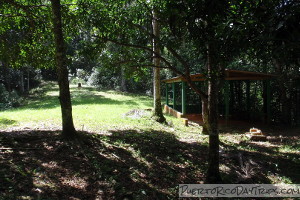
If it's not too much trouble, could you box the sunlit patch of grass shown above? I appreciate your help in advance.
[0,83,203,139]
[267,173,294,184]
[279,143,300,154]
[219,133,300,184]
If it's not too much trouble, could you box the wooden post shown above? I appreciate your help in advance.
[182,81,186,115]
[224,80,230,124]
[166,83,169,106]
[246,80,250,119]
[172,82,176,109]
[266,80,271,124]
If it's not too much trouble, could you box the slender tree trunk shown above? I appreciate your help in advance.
[205,44,222,183]
[27,67,30,91]
[51,0,76,138]
[120,66,127,92]
[152,9,166,123]
[273,59,291,125]
[201,98,209,134]
[20,70,24,93]
[3,62,11,92]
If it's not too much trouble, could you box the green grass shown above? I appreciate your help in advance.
[0,82,299,199]
[0,84,151,130]
[0,83,202,139]
[0,84,206,199]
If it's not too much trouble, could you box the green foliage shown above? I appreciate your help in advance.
[0,1,55,69]
[1,0,299,127]
[70,77,86,85]
[86,67,120,89]
[0,84,9,104]
[0,84,22,109]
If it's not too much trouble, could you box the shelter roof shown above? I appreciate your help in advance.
[162,69,277,83]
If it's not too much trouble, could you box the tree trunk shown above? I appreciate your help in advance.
[206,76,221,183]
[152,9,166,123]
[201,98,209,135]
[51,0,76,138]
[27,68,30,91]
[205,44,222,183]
[20,70,24,93]
[273,59,291,125]
[3,62,11,92]
[120,66,127,92]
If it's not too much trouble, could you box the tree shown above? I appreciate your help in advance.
[1,0,77,137]
[50,0,76,138]
[88,0,272,183]
[152,8,166,123]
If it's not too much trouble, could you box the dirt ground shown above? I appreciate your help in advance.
[0,125,299,199]
[186,114,300,136]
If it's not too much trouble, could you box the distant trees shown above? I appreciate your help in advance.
[0,1,42,108]
[254,0,300,126]
[1,0,299,182]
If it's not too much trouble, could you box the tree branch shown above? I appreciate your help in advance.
[129,64,172,69]
[97,36,182,73]
[97,36,208,98]
[2,0,37,27]
[127,20,191,74]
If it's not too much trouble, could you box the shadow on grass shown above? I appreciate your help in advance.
[21,87,144,109]
[1,129,299,199]
[21,92,139,110]
[0,129,207,200]
[220,138,300,184]
[0,118,17,126]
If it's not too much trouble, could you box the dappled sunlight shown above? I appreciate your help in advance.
[0,118,61,131]
[106,129,207,184]
[220,134,300,184]
[0,129,208,199]
[1,126,299,198]
[60,176,88,190]
[46,90,59,97]
[1,83,299,198]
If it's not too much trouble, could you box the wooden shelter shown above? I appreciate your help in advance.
[162,69,277,124]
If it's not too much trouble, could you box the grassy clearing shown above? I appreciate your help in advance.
[0,83,299,199]
[0,83,201,139]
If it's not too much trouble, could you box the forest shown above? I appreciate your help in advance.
[0,0,299,199]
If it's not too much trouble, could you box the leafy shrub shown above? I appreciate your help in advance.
[86,68,100,86]
[8,90,21,107]
[0,84,9,107]
[87,67,120,89]
[86,67,151,93]
[0,84,22,109]
[70,77,86,85]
